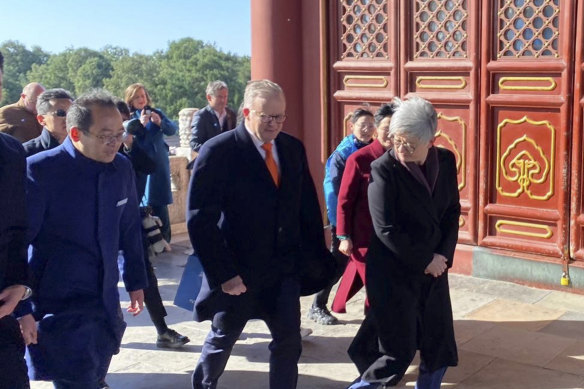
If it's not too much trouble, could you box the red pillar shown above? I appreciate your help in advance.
[250,0,303,139]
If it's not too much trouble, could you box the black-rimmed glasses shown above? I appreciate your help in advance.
[251,110,287,123]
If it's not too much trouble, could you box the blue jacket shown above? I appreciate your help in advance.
[323,134,370,226]
[23,138,148,337]
[0,133,28,293]
[131,109,177,206]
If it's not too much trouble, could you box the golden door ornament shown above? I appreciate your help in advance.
[436,113,466,191]
[496,116,555,200]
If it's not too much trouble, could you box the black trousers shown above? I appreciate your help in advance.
[0,316,29,389]
[313,226,349,307]
[192,278,302,389]
[142,239,168,333]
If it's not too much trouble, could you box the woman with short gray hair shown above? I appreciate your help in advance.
[347,96,460,389]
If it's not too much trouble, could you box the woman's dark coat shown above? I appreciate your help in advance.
[360,146,460,381]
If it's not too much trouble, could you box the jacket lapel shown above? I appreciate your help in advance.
[234,124,279,190]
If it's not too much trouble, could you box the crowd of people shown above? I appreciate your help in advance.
[0,47,461,389]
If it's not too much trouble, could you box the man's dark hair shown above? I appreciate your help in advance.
[350,106,374,124]
[115,99,131,119]
[374,101,398,126]
[66,89,118,134]
[0,50,4,72]
[37,88,74,115]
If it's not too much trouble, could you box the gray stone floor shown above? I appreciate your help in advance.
[31,233,584,388]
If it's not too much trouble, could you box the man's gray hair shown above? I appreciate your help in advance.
[243,79,284,109]
[66,89,118,134]
[36,88,74,115]
[389,96,437,143]
[206,80,228,97]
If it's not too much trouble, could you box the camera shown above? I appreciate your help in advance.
[123,118,145,136]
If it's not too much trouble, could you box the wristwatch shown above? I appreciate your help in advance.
[337,235,350,240]
[21,286,32,300]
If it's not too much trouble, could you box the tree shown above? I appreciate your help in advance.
[0,41,49,105]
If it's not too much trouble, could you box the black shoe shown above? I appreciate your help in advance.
[307,306,338,325]
[156,328,190,348]
[98,379,110,389]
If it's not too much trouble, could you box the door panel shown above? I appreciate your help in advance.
[400,0,480,244]
[479,0,574,259]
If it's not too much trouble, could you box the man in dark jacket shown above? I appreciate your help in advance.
[187,79,334,389]
[23,88,74,157]
[189,80,237,153]
[0,48,33,389]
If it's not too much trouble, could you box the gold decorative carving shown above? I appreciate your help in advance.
[496,116,555,200]
[499,77,557,91]
[436,113,466,191]
[459,216,465,228]
[343,75,388,88]
[416,76,466,90]
[343,112,353,137]
[495,220,553,239]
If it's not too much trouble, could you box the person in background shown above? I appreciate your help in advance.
[0,82,45,142]
[125,83,178,243]
[346,96,460,389]
[23,88,74,157]
[189,80,237,153]
[309,107,375,325]
[0,49,33,389]
[331,101,398,315]
[116,100,190,349]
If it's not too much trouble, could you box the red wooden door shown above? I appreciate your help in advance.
[479,0,575,259]
[399,0,481,245]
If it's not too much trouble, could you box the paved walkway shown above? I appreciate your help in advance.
[31,233,584,388]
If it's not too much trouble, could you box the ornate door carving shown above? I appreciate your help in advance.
[478,0,574,259]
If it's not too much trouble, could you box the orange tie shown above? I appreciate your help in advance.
[261,143,280,187]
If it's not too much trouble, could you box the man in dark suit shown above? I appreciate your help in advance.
[187,79,334,389]
[189,80,237,153]
[0,50,32,389]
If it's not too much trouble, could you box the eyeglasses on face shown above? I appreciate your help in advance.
[390,135,417,154]
[251,110,287,123]
[49,109,68,117]
[85,131,125,145]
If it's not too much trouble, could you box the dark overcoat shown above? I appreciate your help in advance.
[363,146,460,376]
[187,123,335,322]
[189,105,237,152]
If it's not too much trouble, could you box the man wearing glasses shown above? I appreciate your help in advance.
[187,79,334,389]
[23,88,74,157]
[0,82,45,142]
[18,89,147,389]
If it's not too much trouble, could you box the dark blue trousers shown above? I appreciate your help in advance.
[0,316,29,389]
[192,278,301,389]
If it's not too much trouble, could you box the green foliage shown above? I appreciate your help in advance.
[0,39,251,120]
[0,41,49,105]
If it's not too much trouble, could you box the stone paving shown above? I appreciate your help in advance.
[31,233,584,388]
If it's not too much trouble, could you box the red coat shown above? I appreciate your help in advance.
[332,140,385,313]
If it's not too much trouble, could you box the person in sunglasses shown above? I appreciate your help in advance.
[23,88,74,157]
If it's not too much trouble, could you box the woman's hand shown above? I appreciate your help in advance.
[150,111,162,126]
[338,238,353,256]
[139,110,151,127]
[424,253,448,277]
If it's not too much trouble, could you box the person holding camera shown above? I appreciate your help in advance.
[124,83,178,243]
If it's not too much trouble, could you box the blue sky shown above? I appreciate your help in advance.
[1,0,251,56]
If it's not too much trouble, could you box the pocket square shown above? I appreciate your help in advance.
[116,198,128,207]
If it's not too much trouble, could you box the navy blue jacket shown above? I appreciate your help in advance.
[23,138,148,338]
[22,127,60,157]
[189,105,237,152]
[187,123,335,321]
[0,133,29,293]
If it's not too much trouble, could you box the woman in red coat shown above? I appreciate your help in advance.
[331,102,398,314]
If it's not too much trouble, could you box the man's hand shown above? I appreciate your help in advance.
[338,238,353,256]
[221,275,247,295]
[424,253,448,278]
[127,290,144,316]
[0,285,26,319]
[18,314,37,345]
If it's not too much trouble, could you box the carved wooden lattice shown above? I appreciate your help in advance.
[340,0,389,59]
[497,0,560,58]
[414,0,469,59]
